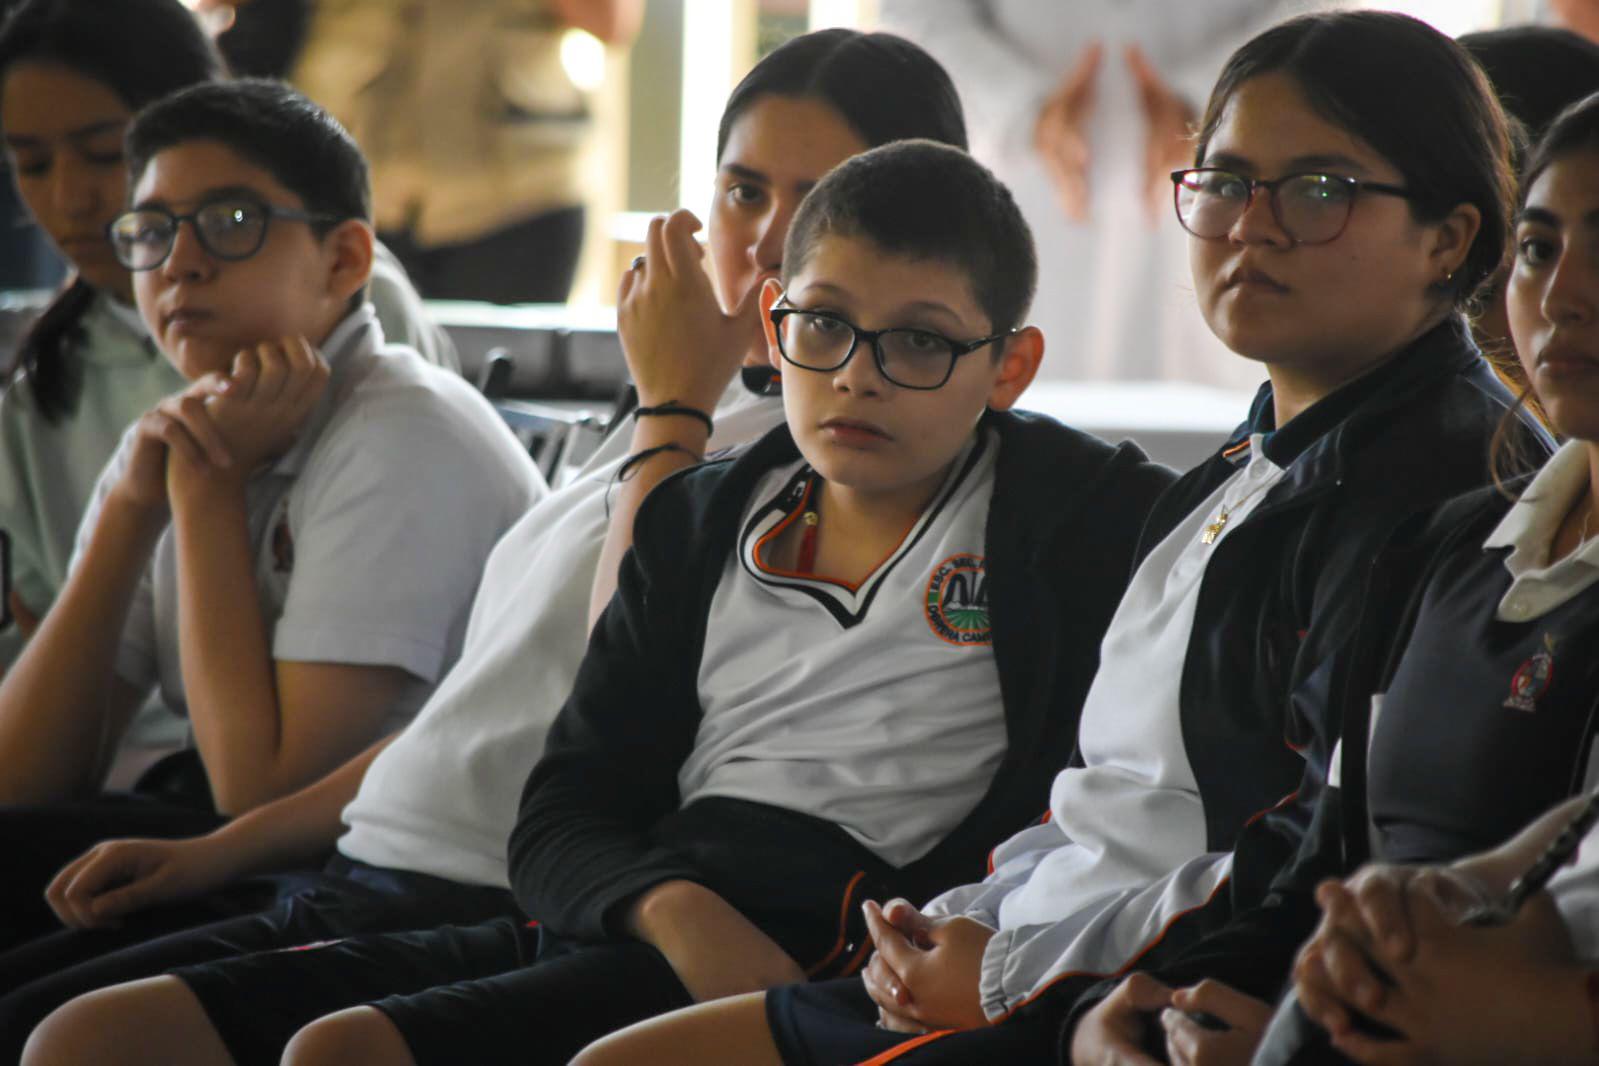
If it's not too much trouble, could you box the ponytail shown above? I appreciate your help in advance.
[7,277,91,423]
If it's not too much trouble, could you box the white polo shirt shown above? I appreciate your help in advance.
[678,429,1006,868]
[77,307,543,731]
[336,378,787,887]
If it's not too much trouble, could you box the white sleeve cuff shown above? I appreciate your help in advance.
[273,622,446,682]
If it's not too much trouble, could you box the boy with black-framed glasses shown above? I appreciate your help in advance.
[26,138,1177,1066]
[0,79,543,941]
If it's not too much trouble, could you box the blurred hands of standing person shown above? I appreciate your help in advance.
[878,0,1322,387]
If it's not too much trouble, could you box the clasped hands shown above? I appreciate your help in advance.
[1290,863,1584,1066]
[119,337,330,510]
[859,898,995,1035]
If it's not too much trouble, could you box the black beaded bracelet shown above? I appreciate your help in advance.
[605,442,704,517]
[634,402,714,436]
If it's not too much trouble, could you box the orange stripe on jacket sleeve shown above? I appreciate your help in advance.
[990,788,1302,1023]
[855,1028,958,1066]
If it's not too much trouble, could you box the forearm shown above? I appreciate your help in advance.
[627,878,718,947]
[201,732,394,877]
[587,418,708,627]
[170,474,286,815]
[1455,793,1596,897]
[0,497,163,801]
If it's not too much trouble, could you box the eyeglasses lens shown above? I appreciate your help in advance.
[109,200,271,269]
[110,211,173,270]
[876,330,956,389]
[1175,171,1355,244]
[779,311,955,390]
[196,201,267,259]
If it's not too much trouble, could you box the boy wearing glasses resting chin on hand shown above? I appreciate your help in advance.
[0,79,542,935]
[20,139,1174,1066]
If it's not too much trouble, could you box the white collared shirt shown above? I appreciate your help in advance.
[1484,440,1599,624]
[75,308,543,732]
[337,378,786,887]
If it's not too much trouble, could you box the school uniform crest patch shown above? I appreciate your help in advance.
[1505,633,1557,713]
[925,553,991,646]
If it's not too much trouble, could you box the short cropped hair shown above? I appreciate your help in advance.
[783,140,1035,334]
[127,78,370,231]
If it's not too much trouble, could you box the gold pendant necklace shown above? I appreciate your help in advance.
[1200,480,1272,546]
[1200,513,1230,545]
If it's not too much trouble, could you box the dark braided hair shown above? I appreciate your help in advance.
[0,0,225,422]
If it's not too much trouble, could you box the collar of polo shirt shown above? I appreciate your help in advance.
[269,302,378,478]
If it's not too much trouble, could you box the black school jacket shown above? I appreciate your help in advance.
[1029,315,1552,1051]
[506,409,1174,977]
[1107,481,1599,1033]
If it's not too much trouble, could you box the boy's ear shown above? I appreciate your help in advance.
[759,277,786,371]
[323,219,375,305]
[985,326,1044,411]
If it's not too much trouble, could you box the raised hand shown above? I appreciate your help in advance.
[618,210,765,414]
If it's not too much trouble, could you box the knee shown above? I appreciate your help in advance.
[23,985,140,1066]
[23,976,227,1066]
[281,1006,413,1066]
[568,1045,608,1066]
[570,1031,638,1066]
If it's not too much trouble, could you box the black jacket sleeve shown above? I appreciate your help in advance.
[505,470,713,942]
[1057,499,1484,1045]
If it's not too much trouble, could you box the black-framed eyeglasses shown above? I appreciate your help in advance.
[768,304,1013,391]
[1171,168,1415,246]
[106,197,340,271]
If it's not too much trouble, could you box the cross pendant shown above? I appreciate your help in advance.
[1201,513,1228,544]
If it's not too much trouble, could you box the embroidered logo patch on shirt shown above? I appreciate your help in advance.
[925,553,991,646]
[1505,633,1558,713]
